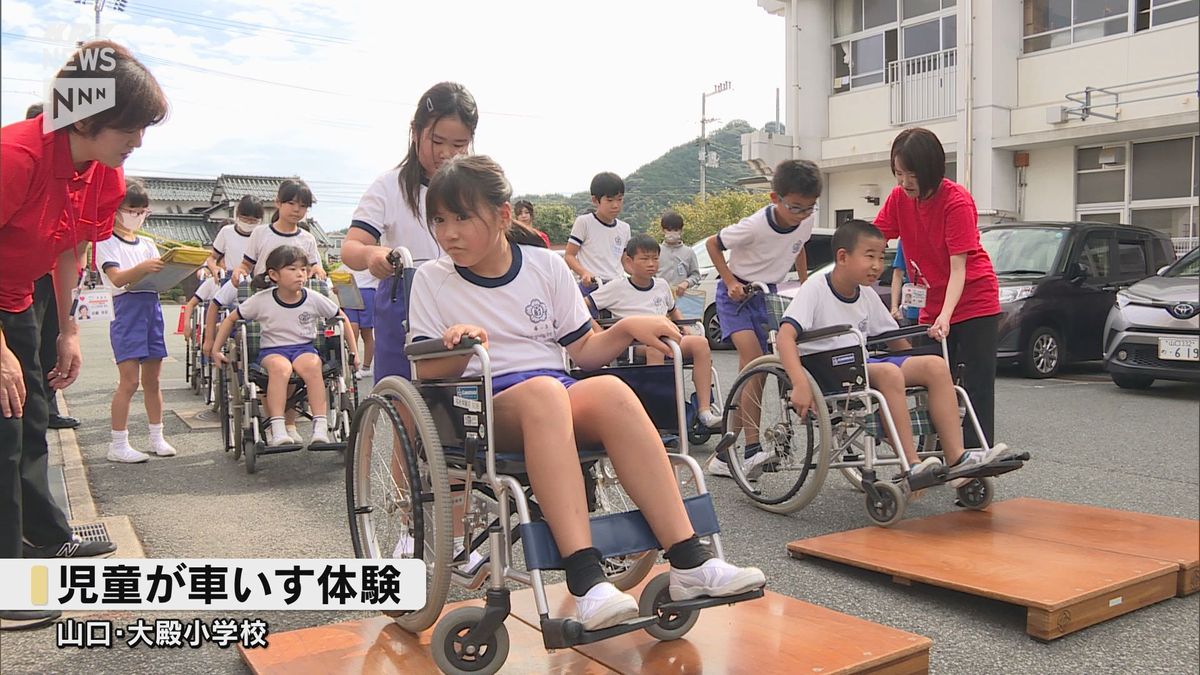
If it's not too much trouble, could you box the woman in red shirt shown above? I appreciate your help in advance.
[0,40,166,631]
[873,128,1000,450]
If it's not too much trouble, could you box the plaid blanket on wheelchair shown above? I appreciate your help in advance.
[861,391,936,440]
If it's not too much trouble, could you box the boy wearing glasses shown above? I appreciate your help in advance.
[703,159,822,477]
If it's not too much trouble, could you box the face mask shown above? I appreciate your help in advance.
[120,210,149,231]
[664,232,683,245]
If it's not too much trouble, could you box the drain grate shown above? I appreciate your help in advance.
[72,522,111,543]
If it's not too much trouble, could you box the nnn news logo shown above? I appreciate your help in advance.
[43,43,118,133]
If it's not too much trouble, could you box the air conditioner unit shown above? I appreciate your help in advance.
[1098,146,1125,166]
[1045,106,1069,124]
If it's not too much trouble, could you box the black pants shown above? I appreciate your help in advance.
[34,274,60,417]
[945,313,999,449]
[0,305,73,559]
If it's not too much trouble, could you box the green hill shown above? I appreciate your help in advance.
[517,120,759,239]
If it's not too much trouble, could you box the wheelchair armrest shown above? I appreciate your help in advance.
[866,325,932,346]
[794,324,855,344]
[404,336,482,359]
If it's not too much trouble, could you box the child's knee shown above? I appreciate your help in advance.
[682,335,709,358]
[870,363,904,389]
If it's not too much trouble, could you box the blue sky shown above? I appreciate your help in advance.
[2,0,785,231]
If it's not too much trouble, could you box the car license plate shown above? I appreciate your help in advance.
[1158,336,1200,362]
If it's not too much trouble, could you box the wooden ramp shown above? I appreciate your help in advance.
[241,566,932,674]
[788,500,1196,641]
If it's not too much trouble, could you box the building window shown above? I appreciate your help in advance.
[1023,0,1128,53]
[1076,136,1200,243]
[1136,0,1200,30]
[832,0,955,93]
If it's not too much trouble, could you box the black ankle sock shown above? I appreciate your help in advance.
[664,535,711,570]
[563,547,606,596]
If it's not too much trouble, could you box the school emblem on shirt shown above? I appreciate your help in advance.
[611,237,625,258]
[525,299,549,324]
[298,311,315,328]
[858,317,869,333]
[792,241,802,254]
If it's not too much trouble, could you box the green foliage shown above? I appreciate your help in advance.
[530,202,577,244]
[647,190,772,244]
[514,120,760,234]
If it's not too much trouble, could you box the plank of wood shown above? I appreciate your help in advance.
[983,498,1200,597]
[788,513,1177,612]
[1025,573,1177,641]
[508,565,932,675]
[239,601,617,675]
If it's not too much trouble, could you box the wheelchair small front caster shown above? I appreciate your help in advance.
[431,606,510,675]
[864,481,906,527]
[640,572,699,641]
[955,476,994,510]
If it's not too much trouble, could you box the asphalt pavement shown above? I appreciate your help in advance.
[1,312,1197,674]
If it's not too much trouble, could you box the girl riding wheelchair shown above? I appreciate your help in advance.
[346,156,764,675]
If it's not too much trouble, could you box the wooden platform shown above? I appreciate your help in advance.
[984,498,1199,597]
[787,499,1195,641]
[241,566,932,674]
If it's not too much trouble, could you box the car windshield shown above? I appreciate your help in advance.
[1164,247,1199,277]
[693,240,727,269]
[979,227,1068,275]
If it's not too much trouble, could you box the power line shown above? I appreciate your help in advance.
[126,2,352,46]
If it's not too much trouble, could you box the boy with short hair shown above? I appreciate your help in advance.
[704,159,820,477]
[777,220,1006,486]
[588,234,722,429]
[656,210,701,297]
[564,172,630,294]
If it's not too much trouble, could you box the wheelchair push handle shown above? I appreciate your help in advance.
[405,336,483,359]
[386,246,415,271]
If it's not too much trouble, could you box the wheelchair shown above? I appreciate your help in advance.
[716,285,1029,526]
[184,301,214,406]
[216,278,358,474]
[344,279,761,674]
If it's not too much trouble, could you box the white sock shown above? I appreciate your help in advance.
[111,429,129,446]
[285,424,299,438]
[311,415,327,432]
[269,417,287,439]
[148,423,165,444]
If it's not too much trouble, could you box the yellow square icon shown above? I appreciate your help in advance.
[30,565,49,606]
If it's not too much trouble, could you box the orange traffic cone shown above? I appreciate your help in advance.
[175,306,187,335]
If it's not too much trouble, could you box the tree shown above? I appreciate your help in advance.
[531,202,576,244]
[649,190,771,244]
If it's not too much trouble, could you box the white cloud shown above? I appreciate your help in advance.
[2,0,784,229]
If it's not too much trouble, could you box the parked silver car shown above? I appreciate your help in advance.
[1102,246,1200,389]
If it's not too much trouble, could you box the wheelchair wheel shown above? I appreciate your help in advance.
[587,459,657,590]
[723,355,830,514]
[346,376,452,633]
[431,606,509,675]
[640,571,699,641]
[955,477,994,510]
[864,481,906,527]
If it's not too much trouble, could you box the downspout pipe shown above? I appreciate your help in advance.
[962,0,974,192]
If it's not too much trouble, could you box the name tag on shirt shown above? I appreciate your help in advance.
[901,283,927,309]
[72,287,114,322]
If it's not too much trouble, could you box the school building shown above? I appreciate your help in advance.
[741,0,1199,254]
[130,173,336,255]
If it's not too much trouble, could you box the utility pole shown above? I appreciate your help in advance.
[74,0,127,41]
[699,80,731,203]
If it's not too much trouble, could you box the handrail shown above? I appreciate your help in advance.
[1064,71,1199,121]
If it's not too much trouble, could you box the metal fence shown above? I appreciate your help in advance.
[889,49,957,126]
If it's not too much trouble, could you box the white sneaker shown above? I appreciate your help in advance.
[707,448,772,479]
[948,443,1009,488]
[267,429,293,447]
[285,425,302,444]
[573,582,639,630]
[107,443,150,464]
[697,409,723,429]
[150,439,177,457]
[356,366,373,380]
[310,425,331,445]
[669,558,766,601]
[392,533,485,571]
[907,456,943,479]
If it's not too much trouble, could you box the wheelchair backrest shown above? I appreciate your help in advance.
[803,345,867,395]
[417,379,488,452]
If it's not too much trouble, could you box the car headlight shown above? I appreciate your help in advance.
[998,285,1036,304]
[1115,289,1152,309]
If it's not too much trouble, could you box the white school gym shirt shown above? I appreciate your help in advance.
[96,234,160,297]
[781,271,897,355]
[567,213,630,282]
[409,244,593,378]
[588,277,675,319]
[350,167,442,269]
[242,224,321,276]
[237,287,340,348]
[716,205,815,284]
[211,223,255,275]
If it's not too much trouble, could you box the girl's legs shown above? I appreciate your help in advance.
[899,355,965,465]
[261,355,294,445]
[291,353,328,441]
[108,360,150,462]
[140,359,175,457]
[946,314,999,448]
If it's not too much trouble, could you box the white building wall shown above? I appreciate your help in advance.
[824,165,897,224]
[1022,146,1076,221]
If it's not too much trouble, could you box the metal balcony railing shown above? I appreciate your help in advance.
[889,48,957,126]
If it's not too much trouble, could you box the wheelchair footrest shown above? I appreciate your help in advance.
[540,615,658,650]
[257,443,304,456]
[948,452,1030,481]
[306,442,345,452]
[657,586,765,615]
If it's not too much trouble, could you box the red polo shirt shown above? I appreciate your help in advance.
[0,116,124,313]
[874,178,999,325]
